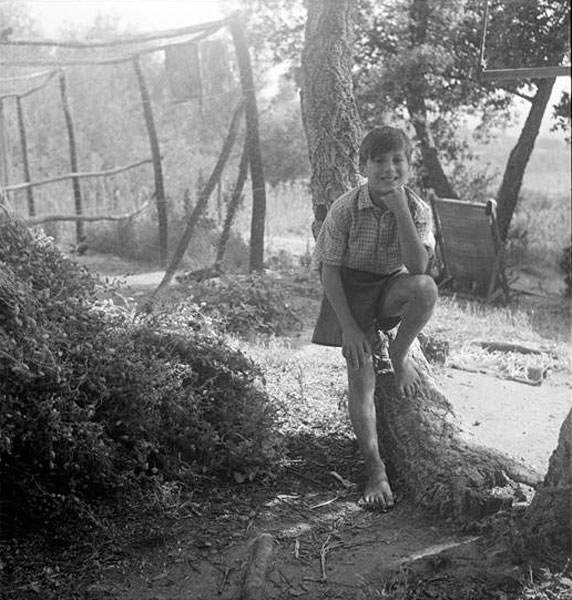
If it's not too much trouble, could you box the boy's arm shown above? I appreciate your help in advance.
[321,263,371,369]
[383,188,429,274]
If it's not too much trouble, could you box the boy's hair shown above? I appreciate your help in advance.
[359,126,413,167]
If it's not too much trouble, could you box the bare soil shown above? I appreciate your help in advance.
[3,252,570,600]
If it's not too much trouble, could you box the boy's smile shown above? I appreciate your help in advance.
[365,150,410,198]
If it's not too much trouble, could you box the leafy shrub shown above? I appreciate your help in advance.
[89,209,249,272]
[0,212,283,534]
[181,273,304,337]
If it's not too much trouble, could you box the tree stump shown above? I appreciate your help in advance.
[375,342,541,522]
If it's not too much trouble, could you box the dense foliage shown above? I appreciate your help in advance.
[0,212,283,534]
[179,272,304,337]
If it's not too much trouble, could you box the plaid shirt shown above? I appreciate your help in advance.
[314,184,435,275]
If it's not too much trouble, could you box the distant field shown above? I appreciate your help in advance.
[471,132,571,197]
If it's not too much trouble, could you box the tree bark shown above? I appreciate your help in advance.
[375,344,540,522]
[521,408,571,564]
[300,0,362,239]
[496,78,555,241]
[406,0,458,198]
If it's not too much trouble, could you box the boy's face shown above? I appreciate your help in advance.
[364,148,410,196]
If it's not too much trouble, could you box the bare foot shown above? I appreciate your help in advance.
[360,464,394,510]
[392,357,420,397]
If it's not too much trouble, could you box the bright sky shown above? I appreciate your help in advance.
[23,0,227,36]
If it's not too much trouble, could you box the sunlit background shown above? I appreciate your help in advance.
[24,0,228,35]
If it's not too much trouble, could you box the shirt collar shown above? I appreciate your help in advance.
[357,184,376,211]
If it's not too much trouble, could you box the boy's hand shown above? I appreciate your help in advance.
[380,186,408,214]
[342,325,372,369]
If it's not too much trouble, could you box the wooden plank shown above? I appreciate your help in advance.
[479,65,570,81]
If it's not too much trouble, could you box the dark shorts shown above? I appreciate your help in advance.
[312,267,406,347]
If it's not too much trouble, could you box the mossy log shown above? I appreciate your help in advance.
[375,342,541,522]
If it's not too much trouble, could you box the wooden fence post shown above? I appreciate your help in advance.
[215,136,249,265]
[153,101,245,296]
[133,56,168,267]
[15,96,34,217]
[0,99,10,204]
[229,16,266,273]
[59,71,83,243]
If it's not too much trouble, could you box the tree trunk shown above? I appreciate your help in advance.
[215,137,249,265]
[59,72,83,244]
[153,101,245,296]
[521,408,571,564]
[375,344,540,522]
[496,78,555,241]
[15,96,34,217]
[406,0,458,199]
[229,17,267,273]
[133,56,168,267]
[300,0,362,239]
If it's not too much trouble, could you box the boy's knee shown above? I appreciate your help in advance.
[408,274,438,311]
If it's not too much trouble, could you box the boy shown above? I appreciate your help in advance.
[312,126,437,509]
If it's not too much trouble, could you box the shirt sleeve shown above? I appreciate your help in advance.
[313,202,349,267]
[410,195,436,254]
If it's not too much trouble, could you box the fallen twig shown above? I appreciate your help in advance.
[330,471,355,489]
[319,535,331,582]
[309,496,339,510]
[218,566,230,594]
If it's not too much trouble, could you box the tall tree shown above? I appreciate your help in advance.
[299,0,361,238]
[482,0,570,240]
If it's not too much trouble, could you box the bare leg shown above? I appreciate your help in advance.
[347,359,394,509]
[382,275,438,397]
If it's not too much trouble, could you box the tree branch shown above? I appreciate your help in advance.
[2,158,154,192]
[24,201,150,225]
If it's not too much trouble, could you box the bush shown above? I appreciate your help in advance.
[0,212,283,534]
[180,273,304,337]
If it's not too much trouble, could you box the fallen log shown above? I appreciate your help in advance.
[375,341,541,522]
